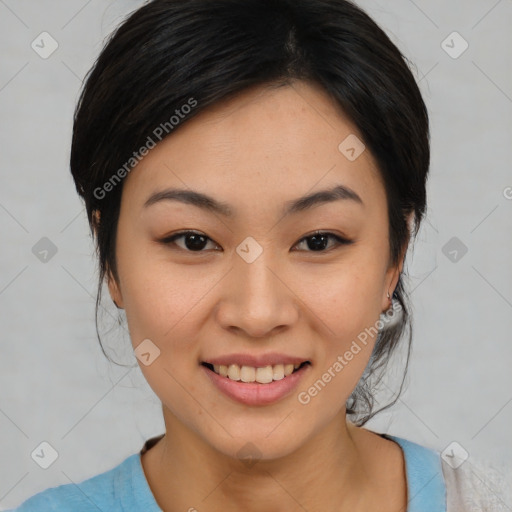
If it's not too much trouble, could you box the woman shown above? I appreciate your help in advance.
[9,0,511,510]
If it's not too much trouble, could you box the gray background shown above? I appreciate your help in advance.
[1,0,511,509]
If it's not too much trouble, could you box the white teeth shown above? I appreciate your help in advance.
[272,364,285,381]
[240,366,256,383]
[284,364,294,376]
[227,364,241,381]
[209,362,307,383]
[255,366,273,384]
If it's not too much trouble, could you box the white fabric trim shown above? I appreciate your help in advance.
[442,457,512,511]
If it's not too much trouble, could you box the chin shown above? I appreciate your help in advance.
[200,420,311,464]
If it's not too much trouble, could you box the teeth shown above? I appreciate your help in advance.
[209,362,306,383]
[240,366,256,382]
[227,364,241,381]
[273,364,285,381]
[256,366,273,384]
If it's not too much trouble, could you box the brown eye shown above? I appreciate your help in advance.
[161,231,220,252]
[293,231,353,252]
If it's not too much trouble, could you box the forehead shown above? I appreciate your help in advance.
[121,81,386,215]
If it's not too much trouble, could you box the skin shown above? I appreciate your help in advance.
[105,79,412,511]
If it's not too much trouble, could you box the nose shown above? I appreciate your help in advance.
[215,247,299,339]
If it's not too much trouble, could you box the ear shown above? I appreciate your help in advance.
[94,209,125,309]
[106,264,124,309]
[382,211,414,311]
[92,209,101,238]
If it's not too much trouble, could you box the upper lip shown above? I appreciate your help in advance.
[202,353,311,368]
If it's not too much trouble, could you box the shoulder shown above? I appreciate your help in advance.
[441,455,512,512]
[384,434,447,511]
[7,453,139,512]
[386,433,512,512]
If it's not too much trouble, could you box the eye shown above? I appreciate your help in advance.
[292,231,354,252]
[160,230,220,252]
[160,230,354,253]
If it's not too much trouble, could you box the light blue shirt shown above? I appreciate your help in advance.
[8,434,447,511]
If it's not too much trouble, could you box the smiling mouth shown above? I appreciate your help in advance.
[201,361,311,384]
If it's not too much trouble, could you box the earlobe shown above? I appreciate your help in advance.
[94,209,124,309]
[382,277,394,313]
[382,211,413,312]
[406,210,414,234]
[382,267,400,313]
[107,268,124,309]
[92,209,101,237]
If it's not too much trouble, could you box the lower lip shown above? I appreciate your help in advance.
[201,363,310,406]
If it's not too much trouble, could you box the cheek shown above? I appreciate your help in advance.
[292,260,384,390]
[294,258,384,338]
[120,254,222,344]
[118,258,215,427]
[294,279,381,416]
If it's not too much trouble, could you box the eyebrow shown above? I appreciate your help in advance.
[143,184,364,217]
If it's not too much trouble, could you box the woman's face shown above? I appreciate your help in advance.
[108,80,404,460]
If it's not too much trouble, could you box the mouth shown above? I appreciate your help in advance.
[200,358,312,406]
[201,361,311,384]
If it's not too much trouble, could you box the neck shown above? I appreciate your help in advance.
[142,409,378,512]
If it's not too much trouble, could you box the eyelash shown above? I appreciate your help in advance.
[159,230,354,254]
